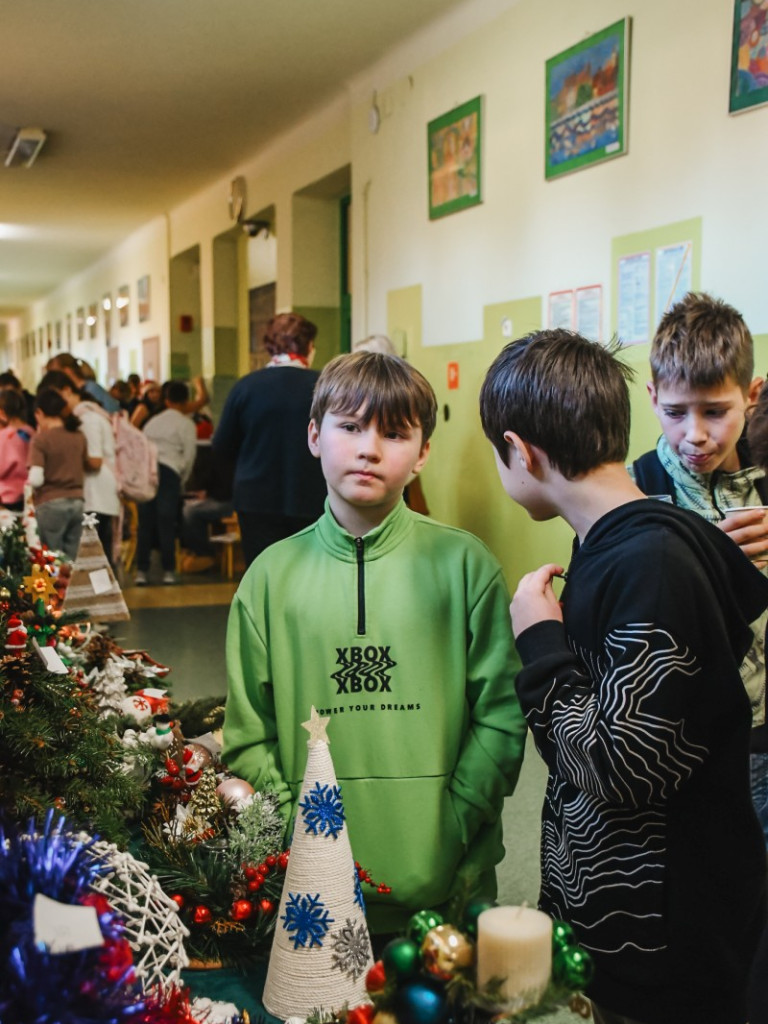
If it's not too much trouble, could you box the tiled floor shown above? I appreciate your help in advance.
[117,568,571,1023]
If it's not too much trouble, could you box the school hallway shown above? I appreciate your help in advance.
[119,573,574,1024]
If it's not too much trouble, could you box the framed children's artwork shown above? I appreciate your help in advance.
[76,307,85,341]
[427,96,482,220]
[87,302,98,341]
[137,274,150,322]
[545,18,631,180]
[102,293,112,346]
[117,284,130,327]
[729,0,768,114]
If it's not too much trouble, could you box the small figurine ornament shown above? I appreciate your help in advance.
[5,614,28,651]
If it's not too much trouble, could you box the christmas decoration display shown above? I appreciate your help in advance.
[262,707,374,1019]
[62,513,130,622]
[346,902,594,1024]
[0,811,218,1023]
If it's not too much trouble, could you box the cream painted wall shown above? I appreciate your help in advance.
[17,217,169,389]
[11,0,768,595]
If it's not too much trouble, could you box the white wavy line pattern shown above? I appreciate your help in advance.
[531,625,707,955]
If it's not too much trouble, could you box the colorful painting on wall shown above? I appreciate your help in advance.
[729,0,768,113]
[427,96,482,219]
[545,18,630,179]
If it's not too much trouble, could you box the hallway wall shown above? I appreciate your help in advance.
[10,0,768,588]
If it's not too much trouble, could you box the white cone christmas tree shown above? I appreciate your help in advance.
[62,513,129,622]
[263,707,374,1019]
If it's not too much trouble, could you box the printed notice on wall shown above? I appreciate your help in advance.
[617,252,650,345]
[576,285,602,342]
[548,290,574,330]
[655,241,692,323]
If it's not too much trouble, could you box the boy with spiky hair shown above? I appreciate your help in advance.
[224,351,526,933]
[633,292,768,847]
[480,328,768,1024]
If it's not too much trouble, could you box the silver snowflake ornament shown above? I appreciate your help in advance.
[330,918,371,981]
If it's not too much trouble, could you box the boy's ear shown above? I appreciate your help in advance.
[748,376,764,406]
[503,430,535,472]
[411,439,430,475]
[647,381,658,407]
[307,419,321,458]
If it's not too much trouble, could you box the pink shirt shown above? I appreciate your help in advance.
[0,423,33,506]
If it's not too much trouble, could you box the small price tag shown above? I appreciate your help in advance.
[89,569,113,595]
[33,893,104,953]
[33,638,68,674]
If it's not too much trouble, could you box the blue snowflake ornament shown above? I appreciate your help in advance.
[281,892,335,949]
[353,868,365,911]
[299,780,345,839]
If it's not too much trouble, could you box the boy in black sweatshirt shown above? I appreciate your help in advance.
[480,329,768,1024]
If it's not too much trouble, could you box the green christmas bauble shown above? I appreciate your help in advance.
[553,946,594,990]
[461,898,496,937]
[552,919,576,952]
[406,909,445,944]
[382,937,422,981]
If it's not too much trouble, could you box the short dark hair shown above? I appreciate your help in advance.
[164,380,189,405]
[0,371,22,390]
[37,369,78,395]
[651,292,754,391]
[35,388,80,431]
[479,329,634,479]
[263,312,317,357]
[0,388,27,421]
[310,351,437,443]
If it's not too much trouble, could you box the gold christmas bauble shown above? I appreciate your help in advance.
[421,924,473,980]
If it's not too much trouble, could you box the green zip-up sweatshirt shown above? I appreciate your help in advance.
[223,499,526,931]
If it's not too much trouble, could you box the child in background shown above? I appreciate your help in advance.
[135,380,196,585]
[480,329,768,1024]
[223,351,526,934]
[29,389,88,559]
[0,389,34,511]
[632,292,768,845]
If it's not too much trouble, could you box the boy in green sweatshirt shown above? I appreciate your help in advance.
[223,351,526,933]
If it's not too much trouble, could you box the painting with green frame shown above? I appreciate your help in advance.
[729,0,768,114]
[427,96,482,220]
[545,17,631,180]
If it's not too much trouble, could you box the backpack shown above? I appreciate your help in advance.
[112,412,159,503]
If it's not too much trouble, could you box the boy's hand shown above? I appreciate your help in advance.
[718,507,768,570]
[510,563,565,636]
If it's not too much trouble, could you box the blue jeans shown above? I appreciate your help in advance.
[182,497,234,556]
[35,497,85,560]
[751,751,768,846]
[137,463,182,573]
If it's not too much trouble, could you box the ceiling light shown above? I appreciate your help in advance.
[5,127,47,168]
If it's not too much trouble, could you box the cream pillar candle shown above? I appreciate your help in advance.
[476,905,552,1009]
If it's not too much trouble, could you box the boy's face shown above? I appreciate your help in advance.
[308,406,429,528]
[648,375,762,475]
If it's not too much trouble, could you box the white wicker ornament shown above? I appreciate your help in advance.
[84,837,190,991]
[262,706,374,1019]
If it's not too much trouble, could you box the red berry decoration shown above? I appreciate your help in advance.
[265,854,277,868]
[365,958,387,994]
[277,851,290,870]
[192,905,212,925]
[347,1005,375,1024]
[170,894,185,910]
[231,899,254,921]
[258,898,275,914]
[247,879,263,893]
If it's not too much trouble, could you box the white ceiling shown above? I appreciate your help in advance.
[0,0,471,318]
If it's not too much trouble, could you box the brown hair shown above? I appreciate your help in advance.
[263,312,317,357]
[747,380,768,470]
[651,292,754,391]
[480,329,634,479]
[310,351,437,443]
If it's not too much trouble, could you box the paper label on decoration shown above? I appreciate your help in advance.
[33,638,68,674]
[33,892,105,953]
[89,568,114,594]
[141,687,166,700]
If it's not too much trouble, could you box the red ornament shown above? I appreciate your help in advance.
[247,879,263,893]
[164,757,180,777]
[231,899,253,921]
[258,898,275,915]
[347,1004,375,1024]
[10,689,24,706]
[258,861,270,876]
[265,854,277,868]
[170,894,185,910]
[192,905,212,925]
[243,864,259,880]
[278,851,290,870]
[365,959,387,994]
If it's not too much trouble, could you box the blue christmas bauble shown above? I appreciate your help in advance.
[394,980,447,1024]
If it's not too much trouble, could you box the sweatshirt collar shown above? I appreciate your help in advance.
[315,497,414,560]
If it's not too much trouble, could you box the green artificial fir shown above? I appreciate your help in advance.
[184,767,224,839]
[225,788,285,872]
